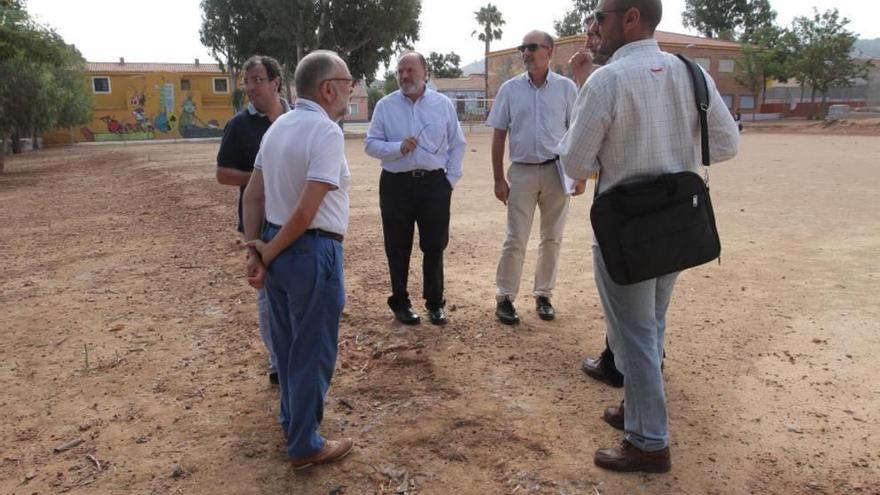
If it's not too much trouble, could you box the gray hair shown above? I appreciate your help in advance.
[398,51,428,72]
[525,30,555,49]
[294,50,344,100]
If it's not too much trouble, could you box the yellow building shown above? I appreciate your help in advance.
[44,59,235,145]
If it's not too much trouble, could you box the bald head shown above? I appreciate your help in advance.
[524,30,555,50]
[294,50,346,100]
[612,0,662,33]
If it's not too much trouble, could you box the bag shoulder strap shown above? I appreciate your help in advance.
[675,54,710,166]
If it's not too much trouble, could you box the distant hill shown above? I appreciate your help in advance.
[853,39,880,58]
[462,59,484,75]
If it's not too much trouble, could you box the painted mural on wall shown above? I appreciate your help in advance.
[80,83,223,141]
[178,95,223,138]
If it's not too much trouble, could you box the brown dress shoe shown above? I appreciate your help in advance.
[603,401,624,430]
[290,438,354,470]
[594,440,671,473]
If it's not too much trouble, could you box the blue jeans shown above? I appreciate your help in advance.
[255,288,278,374]
[263,225,345,458]
[593,245,678,452]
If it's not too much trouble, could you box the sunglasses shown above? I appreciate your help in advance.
[590,8,629,24]
[517,43,551,53]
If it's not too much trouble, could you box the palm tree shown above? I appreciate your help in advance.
[472,3,505,114]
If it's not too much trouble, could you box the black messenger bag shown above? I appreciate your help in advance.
[590,54,720,286]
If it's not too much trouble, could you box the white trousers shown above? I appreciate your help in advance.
[495,163,570,301]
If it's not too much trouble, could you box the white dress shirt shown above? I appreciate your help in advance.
[254,98,351,236]
[487,70,579,192]
[560,39,739,195]
[364,88,466,188]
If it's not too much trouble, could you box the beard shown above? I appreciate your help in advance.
[399,80,424,96]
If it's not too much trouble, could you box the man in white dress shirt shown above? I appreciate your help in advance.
[487,30,586,325]
[243,50,355,470]
[365,52,466,326]
[561,0,739,473]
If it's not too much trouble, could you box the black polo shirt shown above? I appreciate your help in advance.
[217,100,290,232]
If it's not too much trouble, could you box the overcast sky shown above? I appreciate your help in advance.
[26,0,880,69]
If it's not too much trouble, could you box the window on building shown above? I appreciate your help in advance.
[718,59,735,73]
[695,58,711,71]
[348,103,359,116]
[740,95,755,109]
[213,77,229,93]
[721,94,734,109]
[181,79,191,91]
[92,77,111,94]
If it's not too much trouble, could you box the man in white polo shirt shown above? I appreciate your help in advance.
[488,30,586,325]
[365,52,466,326]
[242,50,354,470]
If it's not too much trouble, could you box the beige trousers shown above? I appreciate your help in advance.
[495,162,571,301]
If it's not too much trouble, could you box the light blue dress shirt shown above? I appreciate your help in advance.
[364,88,466,188]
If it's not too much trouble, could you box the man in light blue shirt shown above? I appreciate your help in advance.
[487,30,585,325]
[365,52,466,326]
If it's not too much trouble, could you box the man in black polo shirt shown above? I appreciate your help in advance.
[217,54,290,385]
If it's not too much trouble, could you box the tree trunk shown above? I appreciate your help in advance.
[11,130,21,154]
[484,39,490,117]
[0,139,5,174]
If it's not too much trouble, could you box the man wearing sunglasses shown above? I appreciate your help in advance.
[216,55,289,386]
[365,52,466,326]
[488,30,585,326]
[561,0,739,474]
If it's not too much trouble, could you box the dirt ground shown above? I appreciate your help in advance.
[1,129,878,495]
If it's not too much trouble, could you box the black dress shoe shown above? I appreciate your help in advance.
[268,371,279,385]
[535,296,555,321]
[495,297,519,325]
[594,440,671,473]
[581,354,624,388]
[393,306,421,325]
[428,307,448,325]
[603,401,624,430]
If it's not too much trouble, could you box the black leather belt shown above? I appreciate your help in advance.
[386,168,445,177]
[265,222,343,243]
[521,156,558,165]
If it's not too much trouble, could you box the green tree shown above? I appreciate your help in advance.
[472,3,505,106]
[682,0,776,40]
[734,24,795,111]
[788,8,872,118]
[256,0,420,84]
[383,69,399,94]
[427,51,463,78]
[367,85,383,119]
[199,0,275,109]
[0,1,91,164]
[553,0,598,37]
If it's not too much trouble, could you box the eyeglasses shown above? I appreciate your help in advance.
[415,123,445,155]
[322,77,357,89]
[243,76,269,85]
[590,8,629,24]
[517,43,551,53]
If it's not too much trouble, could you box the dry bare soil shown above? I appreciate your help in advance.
[1,131,878,494]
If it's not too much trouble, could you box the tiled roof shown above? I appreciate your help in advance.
[654,31,742,49]
[431,73,485,92]
[87,62,224,73]
[492,30,742,56]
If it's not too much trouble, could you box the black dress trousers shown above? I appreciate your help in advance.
[379,169,452,311]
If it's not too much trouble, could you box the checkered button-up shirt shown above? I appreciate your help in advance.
[560,39,739,195]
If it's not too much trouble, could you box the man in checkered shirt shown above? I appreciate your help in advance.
[560,0,739,473]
